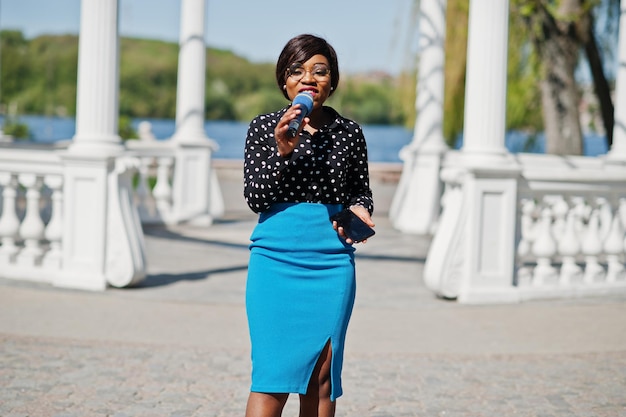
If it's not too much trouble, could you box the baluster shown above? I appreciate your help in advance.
[596,197,613,242]
[0,173,21,262]
[551,196,569,243]
[153,157,174,219]
[516,198,536,286]
[571,197,590,238]
[558,209,582,285]
[17,174,46,266]
[135,157,156,220]
[618,198,626,245]
[582,209,606,283]
[532,206,558,286]
[604,211,625,282]
[42,175,63,269]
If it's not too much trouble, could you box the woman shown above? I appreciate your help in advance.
[243,34,374,417]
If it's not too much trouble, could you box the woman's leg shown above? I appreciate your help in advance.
[245,392,289,417]
[299,341,336,417]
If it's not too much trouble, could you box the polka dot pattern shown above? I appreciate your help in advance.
[243,106,374,214]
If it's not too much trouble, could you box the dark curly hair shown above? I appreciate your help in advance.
[275,34,340,100]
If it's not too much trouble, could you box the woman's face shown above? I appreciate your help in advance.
[284,54,332,110]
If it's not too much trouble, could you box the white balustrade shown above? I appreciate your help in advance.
[127,140,219,226]
[619,197,626,231]
[518,196,625,289]
[125,140,177,224]
[0,145,151,288]
[582,210,605,283]
[531,207,558,286]
[17,174,46,266]
[430,149,626,303]
[516,198,536,286]
[153,157,174,220]
[0,139,222,289]
[605,215,626,282]
[0,173,20,263]
[0,148,65,282]
[515,154,626,298]
[0,0,219,289]
[135,154,175,224]
[43,175,64,269]
[558,210,583,284]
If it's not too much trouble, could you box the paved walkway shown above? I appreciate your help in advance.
[1,170,626,417]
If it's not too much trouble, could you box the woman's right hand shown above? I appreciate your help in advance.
[274,104,309,157]
[332,205,375,245]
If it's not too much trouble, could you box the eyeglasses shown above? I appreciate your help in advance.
[287,63,331,82]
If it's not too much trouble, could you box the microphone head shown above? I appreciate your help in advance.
[292,91,314,116]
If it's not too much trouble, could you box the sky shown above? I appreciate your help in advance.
[1,0,419,75]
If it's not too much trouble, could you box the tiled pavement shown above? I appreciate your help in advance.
[1,167,625,417]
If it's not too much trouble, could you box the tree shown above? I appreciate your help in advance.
[513,0,619,155]
[443,0,469,146]
[415,0,619,153]
[0,31,32,111]
[579,0,621,148]
[425,0,545,146]
[517,0,585,155]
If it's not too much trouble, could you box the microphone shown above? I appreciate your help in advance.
[287,91,314,138]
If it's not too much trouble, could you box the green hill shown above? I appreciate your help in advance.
[0,31,409,126]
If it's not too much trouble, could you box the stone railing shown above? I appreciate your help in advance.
[424,151,626,303]
[126,139,224,226]
[0,137,224,290]
[0,144,66,283]
[126,141,177,225]
[0,142,146,289]
[515,154,626,299]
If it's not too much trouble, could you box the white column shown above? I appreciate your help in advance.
[58,0,146,290]
[389,0,448,234]
[460,0,519,303]
[608,4,626,161]
[423,0,521,304]
[411,0,448,154]
[461,0,510,161]
[169,0,224,225]
[172,0,208,143]
[70,0,122,155]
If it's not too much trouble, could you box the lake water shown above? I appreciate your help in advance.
[3,115,610,162]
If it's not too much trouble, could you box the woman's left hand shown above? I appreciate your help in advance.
[332,205,375,245]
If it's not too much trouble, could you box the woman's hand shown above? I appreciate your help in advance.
[332,205,376,245]
[274,104,309,157]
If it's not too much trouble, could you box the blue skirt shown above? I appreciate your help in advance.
[246,203,356,401]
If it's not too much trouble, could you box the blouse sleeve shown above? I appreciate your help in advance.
[346,127,374,215]
[243,115,293,213]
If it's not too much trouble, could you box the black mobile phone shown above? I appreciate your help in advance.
[330,209,375,243]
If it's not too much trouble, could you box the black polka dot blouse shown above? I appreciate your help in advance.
[244,105,374,215]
